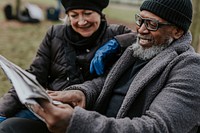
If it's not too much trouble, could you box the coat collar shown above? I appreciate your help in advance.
[96,32,193,117]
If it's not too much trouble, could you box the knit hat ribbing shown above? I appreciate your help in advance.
[140,0,193,33]
[61,0,109,15]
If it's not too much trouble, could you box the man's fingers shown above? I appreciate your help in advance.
[47,90,86,108]
[37,99,55,113]
[49,91,75,103]
[47,91,60,97]
[48,91,65,101]
[31,103,47,120]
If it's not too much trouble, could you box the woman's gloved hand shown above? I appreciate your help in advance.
[90,39,119,75]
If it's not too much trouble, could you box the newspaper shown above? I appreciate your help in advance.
[0,55,58,120]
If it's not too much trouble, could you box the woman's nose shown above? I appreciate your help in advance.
[78,17,87,25]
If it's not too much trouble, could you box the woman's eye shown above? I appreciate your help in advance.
[70,14,78,18]
[84,12,92,16]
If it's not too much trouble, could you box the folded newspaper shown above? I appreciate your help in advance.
[0,55,58,120]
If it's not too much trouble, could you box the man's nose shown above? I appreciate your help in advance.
[137,23,149,33]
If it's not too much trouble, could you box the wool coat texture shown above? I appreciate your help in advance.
[66,32,200,133]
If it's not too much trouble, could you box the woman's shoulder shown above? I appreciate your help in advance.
[46,24,66,37]
[50,24,66,33]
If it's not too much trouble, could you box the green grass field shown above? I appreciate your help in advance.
[0,1,138,96]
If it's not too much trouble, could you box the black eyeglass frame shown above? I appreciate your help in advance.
[135,14,173,31]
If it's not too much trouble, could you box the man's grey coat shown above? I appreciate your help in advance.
[66,32,200,133]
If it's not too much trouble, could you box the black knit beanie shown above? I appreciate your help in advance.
[140,0,193,33]
[61,0,109,14]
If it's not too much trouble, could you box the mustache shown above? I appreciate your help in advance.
[137,34,153,40]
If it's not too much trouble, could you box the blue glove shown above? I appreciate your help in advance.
[90,39,119,75]
[0,116,6,123]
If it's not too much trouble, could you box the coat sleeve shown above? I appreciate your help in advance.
[0,88,23,117]
[27,26,53,87]
[113,24,137,49]
[115,32,137,48]
[66,53,200,133]
[107,24,137,49]
[0,26,54,117]
[65,76,106,110]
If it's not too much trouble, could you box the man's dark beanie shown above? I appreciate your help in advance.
[61,0,109,15]
[140,0,193,33]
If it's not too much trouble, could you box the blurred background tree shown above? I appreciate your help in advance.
[191,0,200,52]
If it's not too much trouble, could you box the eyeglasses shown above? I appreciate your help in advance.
[135,14,173,31]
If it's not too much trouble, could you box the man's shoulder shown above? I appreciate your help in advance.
[107,24,131,33]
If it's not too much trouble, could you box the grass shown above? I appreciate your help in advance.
[0,0,61,96]
[0,1,137,96]
[0,21,56,96]
[104,4,138,24]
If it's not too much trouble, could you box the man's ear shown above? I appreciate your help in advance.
[172,27,184,39]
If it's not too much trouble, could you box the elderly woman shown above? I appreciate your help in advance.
[0,0,135,132]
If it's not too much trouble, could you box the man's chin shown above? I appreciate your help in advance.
[139,44,152,49]
[131,42,169,60]
[138,42,153,49]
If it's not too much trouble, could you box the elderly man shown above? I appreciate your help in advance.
[1,0,200,133]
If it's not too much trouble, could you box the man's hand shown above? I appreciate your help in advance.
[90,39,119,75]
[32,100,73,133]
[47,90,86,108]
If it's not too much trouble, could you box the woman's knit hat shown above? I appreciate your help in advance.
[61,0,109,14]
[140,0,193,33]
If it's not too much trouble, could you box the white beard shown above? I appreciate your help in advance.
[131,37,173,60]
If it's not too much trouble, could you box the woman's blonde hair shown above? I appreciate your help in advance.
[60,15,70,25]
